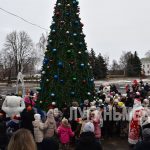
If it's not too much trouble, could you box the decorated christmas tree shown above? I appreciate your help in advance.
[37,0,94,110]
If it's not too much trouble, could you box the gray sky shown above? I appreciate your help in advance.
[0,0,150,63]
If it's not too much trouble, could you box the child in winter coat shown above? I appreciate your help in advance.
[90,108,101,140]
[32,114,44,150]
[57,118,74,150]
[43,109,57,139]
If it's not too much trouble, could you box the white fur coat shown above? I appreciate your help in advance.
[2,96,25,117]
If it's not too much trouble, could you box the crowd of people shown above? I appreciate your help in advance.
[0,79,150,150]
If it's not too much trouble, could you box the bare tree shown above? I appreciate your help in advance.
[145,50,150,58]
[0,49,14,80]
[3,31,34,76]
[103,54,110,69]
[111,59,120,72]
[119,51,132,75]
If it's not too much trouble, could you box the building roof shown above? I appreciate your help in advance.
[141,58,150,62]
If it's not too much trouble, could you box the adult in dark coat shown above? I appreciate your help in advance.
[20,106,35,135]
[75,122,102,150]
[134,128,150,150]
[41,138,59,150]
[76,132,102,150]
[0,110,8,150]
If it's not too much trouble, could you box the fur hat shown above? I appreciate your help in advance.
[83,122,94,133]
[143,99,149,105]
[90,106,96,111]
[90,101,96,106]
[34,114,41,120]
[47,109,54,117]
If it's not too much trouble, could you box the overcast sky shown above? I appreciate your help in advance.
[0,0,150,62]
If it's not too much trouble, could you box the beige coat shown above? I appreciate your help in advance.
[32,120,44,143]
[43,114,57,138]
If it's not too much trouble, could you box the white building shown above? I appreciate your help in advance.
[141,58,150,76]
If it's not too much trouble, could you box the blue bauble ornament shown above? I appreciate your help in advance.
[73,1,76,4]
[80,63,85,67]
[44,58,49,64]
[66,12,70,16]
[60,80,64,83]
[51,93,55,97]
[58,62,63,68]
[54,75,58,80]
[76,0,79,4]
[52,48,57,52]
[75,20,79,24]
[49,40,52,43]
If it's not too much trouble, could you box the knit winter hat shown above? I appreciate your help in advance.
[34,114,41,120]
[90,106,96,111]
[143,99,149,105]
[83,122,95,133]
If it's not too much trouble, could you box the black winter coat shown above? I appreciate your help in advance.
[75,132,102,150]
[0,118,8,149]
[134,141,150,150]
[20,109,35,134]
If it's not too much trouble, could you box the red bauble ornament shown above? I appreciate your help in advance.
[27,105,32,112]
[82,80,87,84]
[56,12,60,16]
[70,61,75,65]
